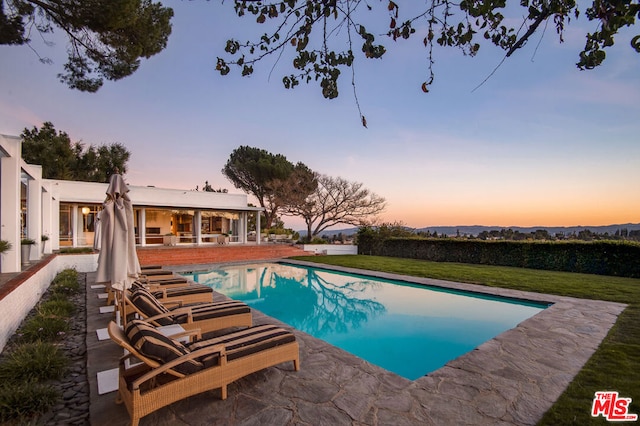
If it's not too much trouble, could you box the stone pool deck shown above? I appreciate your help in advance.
[87,260,627,425]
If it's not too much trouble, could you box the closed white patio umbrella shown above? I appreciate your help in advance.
[96,174,141,291]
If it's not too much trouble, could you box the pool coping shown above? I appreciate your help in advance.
[286,260,628,424]
[90,261,628,425]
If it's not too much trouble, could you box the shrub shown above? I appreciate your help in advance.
[0,239,12,254]
[51,268,80,295]
[358,238,640,278]
[38,299,75,317]
[53,268,78,283]
[0,382,58,423]
[17,314,69,343]
[58,247,94,254]
[0,341,68,382]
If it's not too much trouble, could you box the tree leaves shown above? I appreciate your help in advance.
[20,122,130,182]
[215,0,639,111]
[222,146,315,229]
[1,0,173,92]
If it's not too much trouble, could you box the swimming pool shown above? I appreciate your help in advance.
[181,263,548,380]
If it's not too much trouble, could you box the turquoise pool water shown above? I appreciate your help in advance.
[181,263,547,380]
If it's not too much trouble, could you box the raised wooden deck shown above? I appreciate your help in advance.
[136,244,307,267]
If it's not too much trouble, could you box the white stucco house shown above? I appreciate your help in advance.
[0,134,263,273]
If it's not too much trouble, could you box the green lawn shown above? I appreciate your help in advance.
[291,255,640,425]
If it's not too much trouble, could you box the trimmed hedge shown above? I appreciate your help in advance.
[357,237,640,278]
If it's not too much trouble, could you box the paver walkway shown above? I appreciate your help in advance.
[87,259,626,425]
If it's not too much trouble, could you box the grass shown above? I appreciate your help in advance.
[0,341,68,383]
[16,314,69,343]
[291,255,640,425]
[0,382,59,424]
[51,268,80,294]
[0,268,79,424]
[38,298,76,317]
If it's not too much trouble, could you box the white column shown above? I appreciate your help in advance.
[72,204,79,247]
[139,208,146,246]
[239,212,246,244]
[27,175,42,260]
[51,197,60,251]
[41,185,53,255]
[195,211,202,245]
[256,211,261,245]
[0,136,22,272]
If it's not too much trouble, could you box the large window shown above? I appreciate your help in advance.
[143,209,174,244]
[59,203,101,247]
[200,211,239,243]
[173,210,195,243]
[59,204,72,246]
[78,205,99,246]
[20,175,27,239]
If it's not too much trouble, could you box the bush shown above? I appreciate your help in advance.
[358,237,640,278]
[0,382,58,423]
[0,341,68,382]
[17,314,69,343]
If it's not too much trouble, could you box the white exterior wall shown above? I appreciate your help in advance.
[1,135,22,272]
[0,254,98,352]
[302,244,358,255]
[47,179,253,211]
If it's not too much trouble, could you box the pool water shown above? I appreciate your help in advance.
[181,263,547,380]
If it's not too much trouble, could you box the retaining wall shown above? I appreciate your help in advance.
[0,253,98,352]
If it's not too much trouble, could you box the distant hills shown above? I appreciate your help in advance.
[303,223,640,238]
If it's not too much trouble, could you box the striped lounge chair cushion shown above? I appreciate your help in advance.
[142,269,173,276]
[187,324,296,366]
[172,300,251,324]
[125,320,203,375]
[130,289,174,326]
[149,277,189,286]
[151,284,213,299]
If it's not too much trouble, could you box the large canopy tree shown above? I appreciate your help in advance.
[283,174,387,240]
[222,146,316,229]
[1,0,173,91]
[21,122,131,181]
[216,1,640,125]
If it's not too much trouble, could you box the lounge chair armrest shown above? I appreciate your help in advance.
[144,310,182,324]
[160,306,193,323]
[130,344,226,389]
[163,300,183,309]
[189,344,226,362]
[167,328,202,342]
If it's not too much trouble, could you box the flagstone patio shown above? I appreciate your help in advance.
[87,260,626,425]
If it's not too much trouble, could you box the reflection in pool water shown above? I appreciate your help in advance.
[182,263,547,380]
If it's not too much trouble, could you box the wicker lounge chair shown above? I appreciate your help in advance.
[108,320,299,426]
[140,269,175,280]
[130,281,213,305]
[122,288,252,333]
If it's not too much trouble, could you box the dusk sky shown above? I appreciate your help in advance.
[1,1,638,231]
